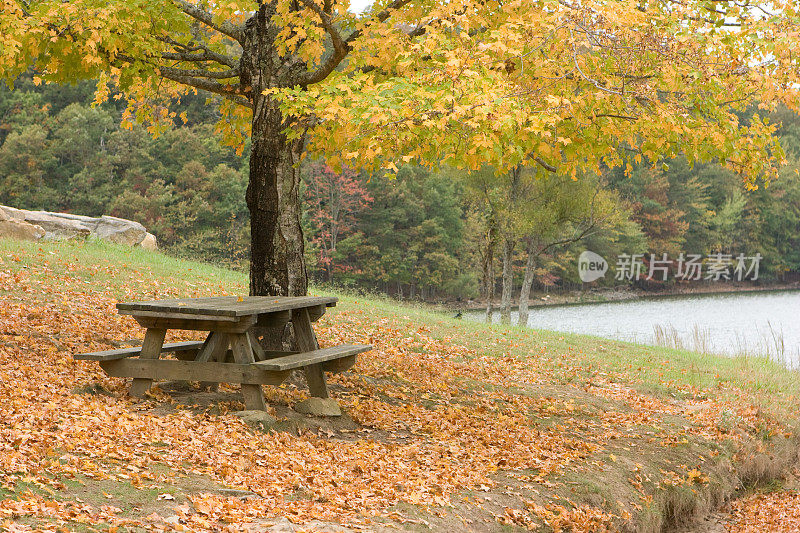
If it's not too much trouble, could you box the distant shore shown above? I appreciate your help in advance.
[458,280,800,311]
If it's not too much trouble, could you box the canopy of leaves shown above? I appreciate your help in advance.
[271,0,799,183]
[1,0,798,182]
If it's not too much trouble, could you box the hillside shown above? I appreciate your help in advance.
[4,79,800,306]
[1,239,799,532]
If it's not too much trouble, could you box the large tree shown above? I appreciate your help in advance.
[1,0,797,296]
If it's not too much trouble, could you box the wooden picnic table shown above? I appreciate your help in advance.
[75,296,371,412]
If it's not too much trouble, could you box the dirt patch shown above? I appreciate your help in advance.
[674,512,728,533]
[64,472,220,520]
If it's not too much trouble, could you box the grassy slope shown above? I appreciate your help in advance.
[1,238,799,532]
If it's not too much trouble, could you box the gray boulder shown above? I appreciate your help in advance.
[139,232,158,250]
[13,210,91,240]
[94,215,147,246]
[0,206,25,221]
[0,205,154,247]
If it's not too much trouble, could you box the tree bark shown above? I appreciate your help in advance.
[242,5,307,298]
[239,6,309,351]
[499,237,515,324]
[247,108,307,297]
[485,258,494,323]
[498,165,523,324]
[518,238,537,327]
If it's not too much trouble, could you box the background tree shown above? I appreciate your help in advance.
[514,173,619,326]
[462,164,619,324]
[352,165,465,300]
[301,161,372,282]
[461,167,501,322]
[497,166,523,324]
[2,0,797,300]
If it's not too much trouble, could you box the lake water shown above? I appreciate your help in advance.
[466,290,800,365]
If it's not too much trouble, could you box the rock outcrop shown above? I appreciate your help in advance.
[0,208,46,241]
[0,205,157,249]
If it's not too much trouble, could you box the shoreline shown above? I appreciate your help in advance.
[458,281,800,311]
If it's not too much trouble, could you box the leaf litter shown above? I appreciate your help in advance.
[0,244,798,531]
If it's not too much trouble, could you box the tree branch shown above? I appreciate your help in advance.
[160,64,240,79]
[344,0,415,46]
[158,36,239,68]
[294,0,349,85]
[218,92,253,108]
[157,66,251,108]
[593,113,639,121]
[15,0,31,16]
[173,0,245,43]
[533,156,558,173]
[160,50,237,69]
[535,196,611,256]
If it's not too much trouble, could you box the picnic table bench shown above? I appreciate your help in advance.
[74,296,371,412]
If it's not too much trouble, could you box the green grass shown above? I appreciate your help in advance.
[340,288,800,416]
[0,237,246,297]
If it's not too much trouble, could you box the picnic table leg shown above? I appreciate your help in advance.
[292,308,330,399]
[196,332,228,391]
[247,330,268,361]
[129,328,166,398]
[230,333,267,411]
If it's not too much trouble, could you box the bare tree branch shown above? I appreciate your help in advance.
[534,192,612,256]
[160,50,237,68]
[159,64,241,79]
[593,113,639,121]
[173,0,245,43]
[157,65,251,108]
[15,0,31,16]
[111,51,250,108]
[157,35,239,68]
[344,0,415,46]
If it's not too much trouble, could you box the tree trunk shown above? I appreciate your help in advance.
[485,258,494,323]
[240,6,309,351]
[498,164,523,324]
[325,252,333,284]
[518,239,537,327]
[483,222,496,324]
[247,112,307,297]
[242,5,307,298]
[500,237,515,324]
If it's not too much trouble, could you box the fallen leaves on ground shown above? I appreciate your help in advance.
[727,492,800,532]
[0,245,796,531]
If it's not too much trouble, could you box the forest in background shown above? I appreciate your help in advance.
[2,74,800,304]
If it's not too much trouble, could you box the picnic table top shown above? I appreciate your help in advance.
[116,296,338,318]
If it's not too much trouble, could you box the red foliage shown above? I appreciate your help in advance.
[303,162,372,280]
